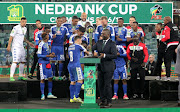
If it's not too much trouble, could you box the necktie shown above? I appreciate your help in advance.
[102,40,106,50]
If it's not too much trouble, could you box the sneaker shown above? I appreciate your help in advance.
[73,97,83,103]
[81,84,84,90]
[58,76,63,81]
[47,93,57,99]
[132,94,138,99]
[164,76,168,81]
[18,77,27,81]
[112,95,118,100]
[140,94,145,100]
[123,95,129,100]
[41,94,45,100]
[167,77,171,81]
[62,76,67,81]
[155,76,161,80]
[10,77,15,81]
[70,99,75,103]
[28,73,33,79]
[175,78,179,81]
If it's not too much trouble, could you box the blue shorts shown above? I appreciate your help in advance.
[114,65,127,80]
[51,46,64,61]
[39,63,53,80]
[68,65,84,82]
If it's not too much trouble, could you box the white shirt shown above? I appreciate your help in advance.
[10,24,27,48]
[103,38,110,46]
[103,38,110,58]
[77,20,93,27]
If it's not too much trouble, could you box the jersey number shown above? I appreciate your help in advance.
[70,51,73,62]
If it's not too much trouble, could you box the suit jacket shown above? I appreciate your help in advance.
[92,39,117,72]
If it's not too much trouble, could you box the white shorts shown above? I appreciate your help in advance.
[12,47,26,63]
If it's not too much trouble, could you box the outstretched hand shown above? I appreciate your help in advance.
[29,42,35,48]
[98,53,104,58]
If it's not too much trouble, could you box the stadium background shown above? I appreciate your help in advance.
[0,0,179,78]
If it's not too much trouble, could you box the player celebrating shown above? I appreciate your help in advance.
[63,16,81,37]
[35,27,52,48]
[78,12,92,27]
[112,45,129,100]
[7,17,34,81]
[126,22,144,45]
[68,36,89,103]
[37,32,57,100]
[50,17,70,80]
[126,16,145,36]
[69,26,89,45]
[94,16,115,42]
[114,18,128,48]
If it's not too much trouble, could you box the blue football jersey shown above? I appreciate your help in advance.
[63,23,81,37]
[94,24,115,42]
[50,25,70,46]
[69,34,89,45]
[114,26,127,46]
[36,32,52,46]
[37,41,50,64]
[68,44,86,67]
[115,45,127,68]
[126,28,144,39]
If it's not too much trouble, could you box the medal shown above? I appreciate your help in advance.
[118,27,122,36]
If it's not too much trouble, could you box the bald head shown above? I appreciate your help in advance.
[81,12,87,21]
[164,16,172,25]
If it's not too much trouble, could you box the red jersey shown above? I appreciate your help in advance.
[161,22,179,48]
[127,42,148,66]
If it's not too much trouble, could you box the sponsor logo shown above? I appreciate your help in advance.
[87,70,94,78]
[7,5,25,21]
[86,88,94,96]
[150,4,163,20]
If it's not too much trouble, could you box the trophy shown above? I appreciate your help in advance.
[86,25,94,57]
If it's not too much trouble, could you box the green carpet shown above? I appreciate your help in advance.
[1,108,180,112]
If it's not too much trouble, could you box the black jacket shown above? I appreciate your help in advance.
[92,39,117,72]
[145,61,156,76]
[161,22,179,47]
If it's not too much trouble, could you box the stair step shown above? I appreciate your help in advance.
[0,91,18,102]
[161,90,178,101]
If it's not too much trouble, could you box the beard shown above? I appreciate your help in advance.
[82,18,86,21]
[103,36,108,40]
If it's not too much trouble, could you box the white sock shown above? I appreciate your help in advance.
[19,63,25,77]
[10,63,17,78]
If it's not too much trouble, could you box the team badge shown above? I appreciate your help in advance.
[56,31,61,34]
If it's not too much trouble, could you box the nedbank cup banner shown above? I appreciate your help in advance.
[0,2,173,24]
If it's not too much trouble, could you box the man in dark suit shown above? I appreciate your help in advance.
[92,29,117,108]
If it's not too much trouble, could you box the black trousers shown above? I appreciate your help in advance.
[164,45,177,77]
[30,48,40,80]
[130,66,145,94]
[98,71,113,103]
[63,44,69,78]
[154,43,166,77]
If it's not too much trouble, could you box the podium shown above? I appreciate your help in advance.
[80,57,100,108]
